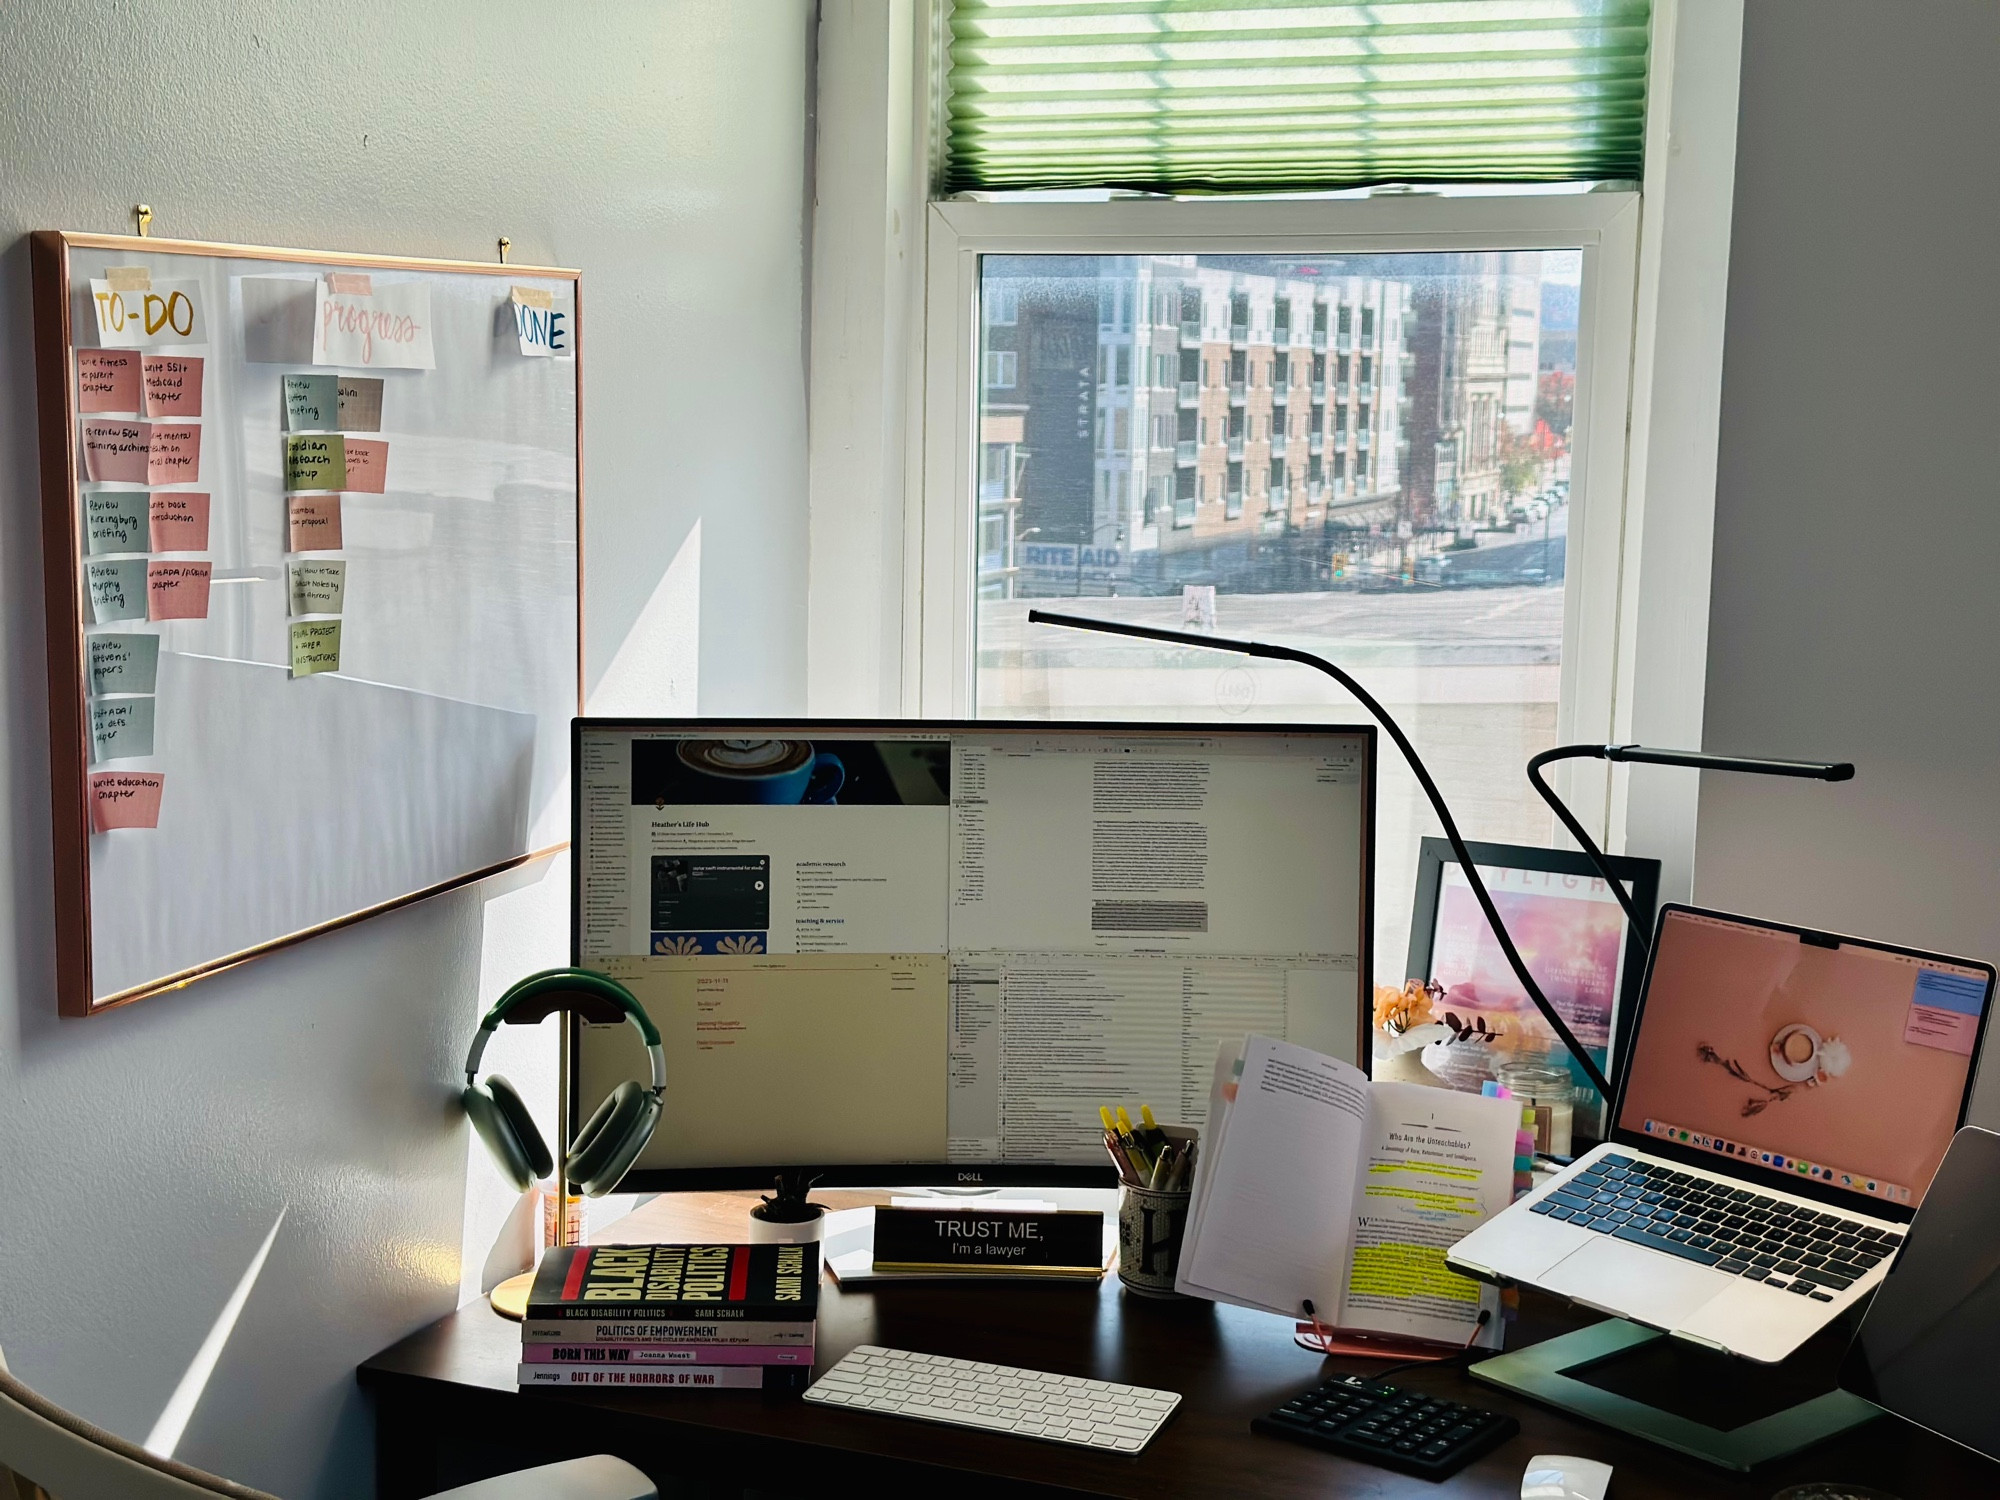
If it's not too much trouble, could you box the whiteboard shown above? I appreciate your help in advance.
[31,232,580,1014]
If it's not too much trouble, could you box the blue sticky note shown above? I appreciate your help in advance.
[88,632,161,695]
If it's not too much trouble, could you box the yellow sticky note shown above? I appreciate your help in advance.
[289,619,342,677]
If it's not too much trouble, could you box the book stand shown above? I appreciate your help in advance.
[1470,1317,1879,1471]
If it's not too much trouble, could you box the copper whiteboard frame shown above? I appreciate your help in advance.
[30,230,584,1017]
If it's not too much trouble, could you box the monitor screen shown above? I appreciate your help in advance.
[1614,908,1994,1213]
[572,719,1373,1188]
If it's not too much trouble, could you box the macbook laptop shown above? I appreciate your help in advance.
[1448,905,1995,1363]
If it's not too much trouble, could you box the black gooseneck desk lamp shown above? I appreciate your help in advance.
[1029,609,1872,1470]
[1026,609,1854,1109]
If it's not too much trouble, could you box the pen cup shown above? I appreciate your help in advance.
[1116,1124,1196,1299]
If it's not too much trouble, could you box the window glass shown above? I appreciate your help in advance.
[973,251,1582,984]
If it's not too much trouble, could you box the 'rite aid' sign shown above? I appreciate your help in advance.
[1020,544,1123,578]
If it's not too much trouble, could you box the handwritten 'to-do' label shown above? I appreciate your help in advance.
[284,433,347,491]
[90,696,156,762]
[83,489,149,555]
[89,279,206,349]
[141,354,203,417]
[289,619,342,677]
[337,377,384,431]
[77,349,142,413]
[312,279,435,370]
[149,491,210,552]
[88,633,161,695]
[147,560,213,621]
[283,372,340,431]
[288,560,346,616]
[90,771,165,831]
[287,493,342,551]
[86,559,147,623]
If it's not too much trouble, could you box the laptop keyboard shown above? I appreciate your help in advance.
[1530,1153,1904,1301]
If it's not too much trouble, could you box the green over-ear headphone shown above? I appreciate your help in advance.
[462,968,666,1198]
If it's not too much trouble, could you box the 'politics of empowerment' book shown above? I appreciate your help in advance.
[527,1243,819,1322]
[517,1364,806,1390]
[520,1342,812,1367]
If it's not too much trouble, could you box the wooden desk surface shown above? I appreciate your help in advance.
[359,1191,1992,1499]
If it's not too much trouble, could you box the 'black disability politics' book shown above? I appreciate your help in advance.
[527,1243,819,1322]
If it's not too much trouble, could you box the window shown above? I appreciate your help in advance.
[1361,307,1375,342]
[1273,351,1289,385]
[983,349,1016,389]
[1174,468,1196,526]
[987,285,1018,326]
[1114,346,1129,386]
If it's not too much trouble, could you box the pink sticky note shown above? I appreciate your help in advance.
[142,354,203,417]
[149,490,211,551]
[147,423,201,485]
[91,771,165,832]
[148,560,212,620]
[342,437,389,493]
[81,419,151,483]
[288,493,342,552]
[1904,1004,1978,1056]
[78,350,142,413]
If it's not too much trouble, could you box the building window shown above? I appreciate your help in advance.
[1360,306,1375,342]
[986,285,1018,325]
[1174,468,1196,526]
[983,349,1016,388]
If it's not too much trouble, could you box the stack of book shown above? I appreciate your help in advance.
[518,1242,819,1391]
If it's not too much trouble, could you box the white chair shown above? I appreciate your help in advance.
[0,1355,655,1500]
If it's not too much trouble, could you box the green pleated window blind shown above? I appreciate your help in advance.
[943,0,1653,195]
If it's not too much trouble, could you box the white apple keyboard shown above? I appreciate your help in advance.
[803,1345,1180,1453]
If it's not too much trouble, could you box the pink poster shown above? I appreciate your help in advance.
[91,771,164,832]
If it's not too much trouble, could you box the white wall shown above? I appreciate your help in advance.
[1696,2,2000,1119]
[0,3,810,1495]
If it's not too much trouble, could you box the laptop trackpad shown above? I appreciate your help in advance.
[1540,1241,1722,1329]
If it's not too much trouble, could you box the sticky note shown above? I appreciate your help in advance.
[77,349,142,413]
[284,433,346,491]
[283,373,340,431]
[288,560,346,615]
[312,278,435,369]
[86,559,147,622]
[342,438,389,493]
[90,771,164,831]
[289,619,342,677]
[141,354,203,417]
[327,272,373,296]
[88,632,160,695]
[336,377,384,431]
[511,292,572,358]
[90,697,155,762]
[83,489,149,555]
[149,491,210,552]
[147,560,212,621]
[81,420,151,484]
[287,493,342,551]
[89,279,205,348]
[146,422,201,485]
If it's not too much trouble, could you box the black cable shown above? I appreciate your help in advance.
[1526,745,1655,963]
[1027,609,1612,1101]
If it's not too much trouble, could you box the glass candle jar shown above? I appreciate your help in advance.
[1497,1058,1576,1158]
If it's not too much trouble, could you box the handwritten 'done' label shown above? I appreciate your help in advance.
[288,560,346,615]
[284,433,346,491]
[77,349,142,413]
[90,279,206,348]
[147,560,212,621]
[289,619,342,677]
[312,279,435,369]
[142,354,202,417]
[511,289,573,359]
[342,438,389,493]
[337,377,384,431]
[149,490,210,552]
[90,771,165,831]
[283,372,340,431]
[84,489,149,555]
[86,559,147,623]
[88,632,160,695]
[90,696,155,762]
[287,493,342,551]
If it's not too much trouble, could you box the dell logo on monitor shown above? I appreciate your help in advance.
[958,1172,984,1182]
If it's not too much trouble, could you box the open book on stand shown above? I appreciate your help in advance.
[1177,1035,1520,1353]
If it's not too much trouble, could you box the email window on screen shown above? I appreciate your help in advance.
[577,728,1366,1167]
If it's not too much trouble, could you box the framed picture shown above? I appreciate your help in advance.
[1383,839,1661,1142]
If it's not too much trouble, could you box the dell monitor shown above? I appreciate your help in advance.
[570,718,1375,1189]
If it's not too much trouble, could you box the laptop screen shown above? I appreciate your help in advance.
[1615,909,1992,1212]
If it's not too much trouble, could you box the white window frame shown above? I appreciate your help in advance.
[912,194,1642,792]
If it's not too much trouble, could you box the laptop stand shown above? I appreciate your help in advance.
[1471,1318,1879,1471]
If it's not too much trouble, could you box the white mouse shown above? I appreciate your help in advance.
[1522,1453,1613,1500]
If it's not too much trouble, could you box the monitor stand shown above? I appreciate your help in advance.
[1470,1315,1880,1471]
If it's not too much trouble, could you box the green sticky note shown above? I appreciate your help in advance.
[284,433,346,491]
[287,559,346,615]
[91,696,155,761]
[86,559,147,623]
[89,632,160,695]
[83,488,149,554]
[283,373,340,431]
[289,619,342,677]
